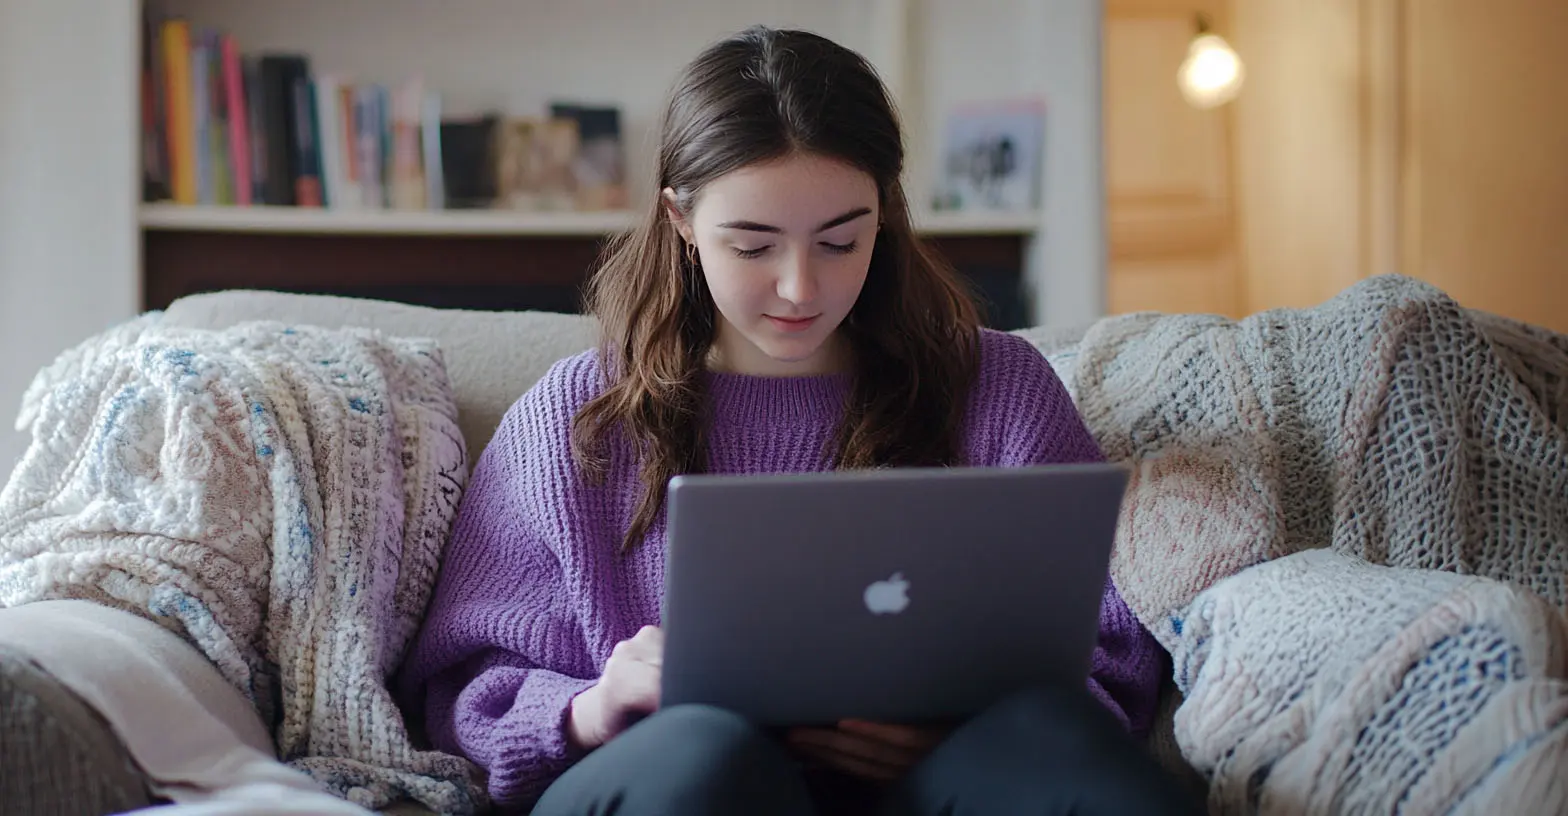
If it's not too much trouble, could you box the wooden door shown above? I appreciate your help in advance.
[1401,0,1568,333]
[1103,0,1240,316]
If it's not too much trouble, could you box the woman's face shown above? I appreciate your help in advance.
[669,153,879,377]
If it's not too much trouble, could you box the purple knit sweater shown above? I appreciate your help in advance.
[397,329,1164,809]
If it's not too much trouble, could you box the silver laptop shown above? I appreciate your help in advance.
[660,463,1129,726]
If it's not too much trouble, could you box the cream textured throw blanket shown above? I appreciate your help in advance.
[1031,275,1568,813]
[0,316,483,813]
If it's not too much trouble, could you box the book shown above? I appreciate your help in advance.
[258,54,308,206]
[159,20,197,205]
[290,74,324,207]
[140,12,170,202]
[421,93,445,210]
[549,103,627,211]
[440,116,499,209]
[204,30,232,206]
[190,34,213,204]
[221,34,251,206]
[243,58,268,204]
[389,80,427,210]
[353,85,387,208]
[313,75,345,208]
[495,116,578,212]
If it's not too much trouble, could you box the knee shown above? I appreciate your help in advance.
[627,705,806,794]
[902,687,1199,816]
[633,704,777,760]
[939,684,1142,773]
[979,685,1126,741]
[537,704,810,816]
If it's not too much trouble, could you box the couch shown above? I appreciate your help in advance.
[4,279,1564,815]
[0,290,1132,815]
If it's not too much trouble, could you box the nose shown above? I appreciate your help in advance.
[776,250,818,306]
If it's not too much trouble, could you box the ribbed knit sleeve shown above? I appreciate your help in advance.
[968,331,1166,737]
[395,354,603,810]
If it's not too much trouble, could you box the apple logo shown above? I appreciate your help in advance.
[863,572,911,615]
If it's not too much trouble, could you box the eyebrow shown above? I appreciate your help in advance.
[716,207,874,235]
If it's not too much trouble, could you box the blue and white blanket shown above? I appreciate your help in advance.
[1029,275,1568,814]
[0,315,483,813]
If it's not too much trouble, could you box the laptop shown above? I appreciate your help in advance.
[659,463,1129,726]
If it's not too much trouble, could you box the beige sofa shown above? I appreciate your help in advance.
[0,289,1185,815]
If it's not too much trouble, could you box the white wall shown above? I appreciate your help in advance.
[1030,0,1104,325]
[0,0,142,478]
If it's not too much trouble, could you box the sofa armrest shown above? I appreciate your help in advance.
[0,644,154,814]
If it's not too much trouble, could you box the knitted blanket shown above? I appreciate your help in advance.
[0,316,484,813]
[1178,550,1567,814]
[1031,274,1568,812]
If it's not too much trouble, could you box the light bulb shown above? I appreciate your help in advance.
[1179,33,1244,109]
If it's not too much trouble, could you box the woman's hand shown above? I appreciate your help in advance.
[787,720,950,782]
[567,625,664,751]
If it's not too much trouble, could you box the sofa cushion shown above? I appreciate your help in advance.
[160,290,598,466]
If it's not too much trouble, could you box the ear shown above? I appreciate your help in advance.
[662,187,696,246]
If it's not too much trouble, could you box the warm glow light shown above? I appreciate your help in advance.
[1179,32,1244,109]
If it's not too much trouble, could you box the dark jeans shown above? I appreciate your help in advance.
[533,685,1203,815]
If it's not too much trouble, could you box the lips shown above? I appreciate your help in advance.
[766,315,819,332]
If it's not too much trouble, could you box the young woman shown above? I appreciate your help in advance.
[397,25,1196,816]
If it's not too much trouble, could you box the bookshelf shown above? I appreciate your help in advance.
[1,0,1099,466]
[128,0,1099,322]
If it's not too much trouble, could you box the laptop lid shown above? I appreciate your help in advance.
[660,463,1128,726]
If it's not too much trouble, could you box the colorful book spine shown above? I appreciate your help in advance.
[243,58,268,205]
[190,35,212,204]
[313,76,344,209]
[291,76,324,207]
[205,30,232,205]
[422,91,445,210]
[390,79,426,210]
[353,85,385,208]
[338,84,364,208]
[222,34,251,206]
[160,19,197,204]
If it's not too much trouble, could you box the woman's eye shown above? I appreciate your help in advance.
[732,246,770,259]
[821,240,859,255]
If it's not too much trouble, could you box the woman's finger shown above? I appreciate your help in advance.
[838,720,947,751]
[789,727,918,767]
[627,626,664,665]
[792,741,902,782]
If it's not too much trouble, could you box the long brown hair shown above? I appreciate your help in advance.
[572,25,982,550]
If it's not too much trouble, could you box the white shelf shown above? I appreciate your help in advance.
[913,210,1042,236]
[139,203,639,236]
[140,204,1042,237]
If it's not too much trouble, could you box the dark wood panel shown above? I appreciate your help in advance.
[143,232,1028,328]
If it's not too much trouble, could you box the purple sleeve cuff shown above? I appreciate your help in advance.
[448,657,598,808]
[1088,580,1165,737]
